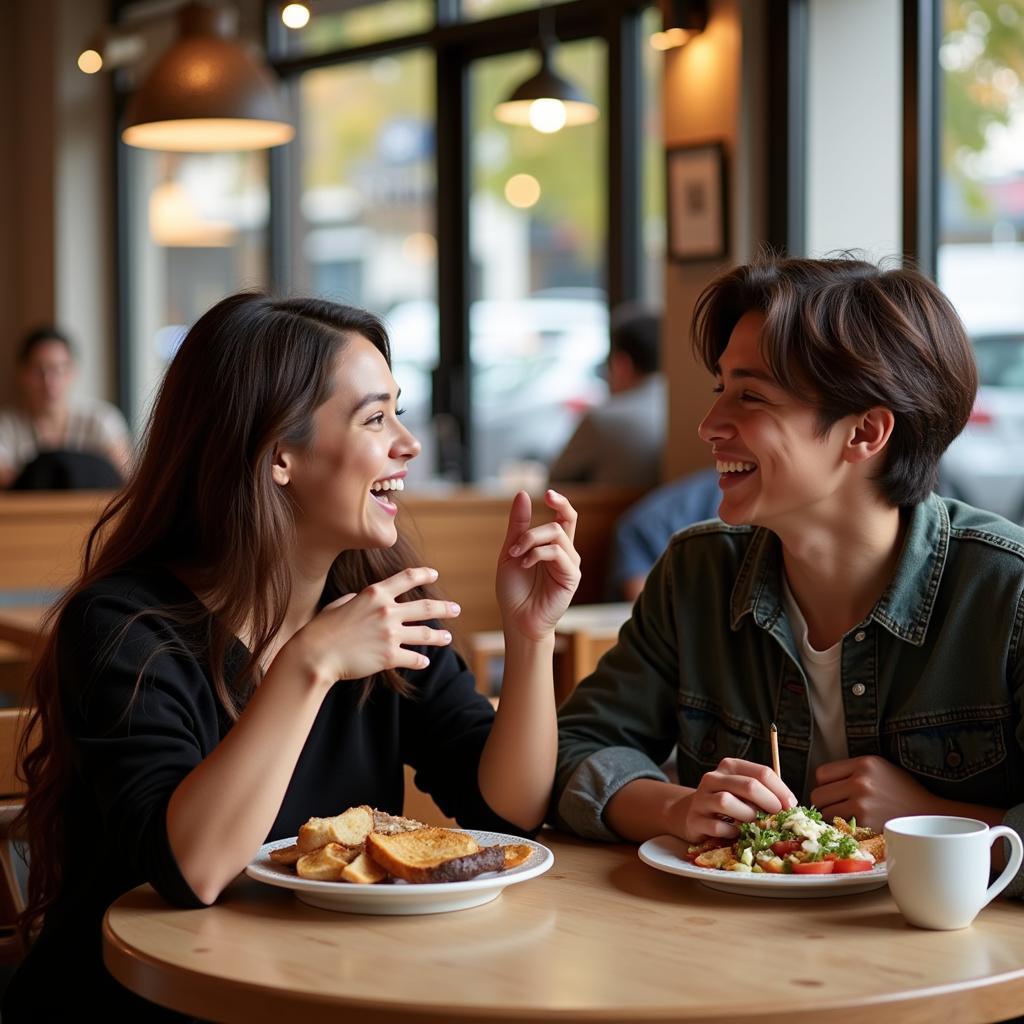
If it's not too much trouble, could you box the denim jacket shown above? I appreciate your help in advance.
[553,495,1024,896]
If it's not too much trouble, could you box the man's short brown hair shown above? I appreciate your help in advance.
[691,254,978,508]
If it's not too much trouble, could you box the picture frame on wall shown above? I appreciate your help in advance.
[666,142,728,263]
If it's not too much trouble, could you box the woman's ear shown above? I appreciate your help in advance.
[271,444,291,487]
[844,407,895,465]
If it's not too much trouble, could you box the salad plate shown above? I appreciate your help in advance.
[638,834,887,899]
[246,829,554,915]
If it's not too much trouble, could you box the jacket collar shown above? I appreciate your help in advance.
[729,493,949,647]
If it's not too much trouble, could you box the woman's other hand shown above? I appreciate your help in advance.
[289,567,460,685]
[496,489,581,642]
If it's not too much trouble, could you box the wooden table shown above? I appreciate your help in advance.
[103,831,1024,1024]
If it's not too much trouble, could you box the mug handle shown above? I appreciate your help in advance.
[983,826,1024,906]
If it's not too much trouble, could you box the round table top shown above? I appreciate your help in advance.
[103,830,1024,1024]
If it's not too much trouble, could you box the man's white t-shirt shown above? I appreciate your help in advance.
[781,577,849,793]
[0,399,130,478]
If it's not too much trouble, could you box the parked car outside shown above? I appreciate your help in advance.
[385,296,608,483]
[941,331,1024,523]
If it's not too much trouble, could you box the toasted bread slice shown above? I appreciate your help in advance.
[296,843,361,880]
[694,845,738,870]
[372,808,427,836]
[366,827,505,883]
[857,834,886,863]
[297,805,375,853]
[341,850,390,884]
[269,843,302,866]
[502,844,534,870]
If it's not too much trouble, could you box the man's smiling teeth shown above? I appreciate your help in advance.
[716,460,757,474]
[371,478,404,492]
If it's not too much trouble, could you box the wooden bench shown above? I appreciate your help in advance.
[0,486,643,644]
[399,485,643,639]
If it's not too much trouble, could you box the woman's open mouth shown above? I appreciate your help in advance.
[370,477,404,514]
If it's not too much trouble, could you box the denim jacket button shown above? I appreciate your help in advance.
[700,738,716,756]
[854,630,866,642]
[945,750,963,769]
[851,682,866,697]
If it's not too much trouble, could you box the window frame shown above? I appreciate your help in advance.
[263,0,654,480]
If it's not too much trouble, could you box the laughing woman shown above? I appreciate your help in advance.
[3,294,580,1021]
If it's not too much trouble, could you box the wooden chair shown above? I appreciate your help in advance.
[0,708,33,965]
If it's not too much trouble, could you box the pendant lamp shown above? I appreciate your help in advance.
[122,2,294,152]
[494,7,598,133]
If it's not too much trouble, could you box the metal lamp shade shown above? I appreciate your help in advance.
[494,50,599,129]
[122,3,294,152]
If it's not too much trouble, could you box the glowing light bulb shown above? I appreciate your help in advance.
[281,3,311,29]
[505,173,541,209]
[528,98,567,134]
[77,49,103,74]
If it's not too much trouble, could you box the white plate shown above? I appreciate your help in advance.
[638,835,887,899]
[246,830,554,915]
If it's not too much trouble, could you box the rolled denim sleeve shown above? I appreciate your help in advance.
[551,551,683,839]
[555,747,669,840]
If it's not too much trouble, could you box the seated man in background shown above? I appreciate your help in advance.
[552,254,1024,897]
[608,467,721,600]
[548,304,665,490]
[0,326,131,488]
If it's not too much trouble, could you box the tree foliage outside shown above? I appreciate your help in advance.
[942,0,1024,220]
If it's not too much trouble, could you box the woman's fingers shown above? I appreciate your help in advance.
[402,624,453,647]
[373,566,440,599]
[544,488,578,544]
[501,490,533,556]
[520,543,575,572]
[397,599,461,624]
[508,522,576,559]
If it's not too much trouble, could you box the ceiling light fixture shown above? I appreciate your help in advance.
[494,5,598,133]
[651,0,708,51]
[281,3,311,30]
[121,1,294,152]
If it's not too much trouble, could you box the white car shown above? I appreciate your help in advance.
[941,332,1024,523]
[385,297,609,481]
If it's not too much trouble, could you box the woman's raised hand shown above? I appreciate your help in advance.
[496,489,581,642]
[289,567,461,685]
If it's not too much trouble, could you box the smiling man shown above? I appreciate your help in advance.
[552,255,1024,894]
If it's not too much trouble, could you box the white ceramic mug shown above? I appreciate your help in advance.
[884,815,1024,930]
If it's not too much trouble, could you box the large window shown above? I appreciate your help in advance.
[937,0,1024,521]
[467,41,608,482]
[288,51,438,482]
[118,2,663,482]
[122,150,269,429]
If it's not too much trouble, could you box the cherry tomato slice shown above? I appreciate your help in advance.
[771,840,803,857]
[831,858,873,873]
[792,860,835,874]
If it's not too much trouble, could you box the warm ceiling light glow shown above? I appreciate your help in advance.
[281,3,310,29]
[123,118,295,152]
[650,28,698,51]
[402,232,437,264]
[78,49,103,74]
[505,173,541,209]
[528,98,567,134]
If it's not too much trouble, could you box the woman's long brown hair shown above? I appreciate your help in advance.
[16,293,430,942]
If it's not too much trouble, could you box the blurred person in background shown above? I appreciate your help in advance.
[607,467,721,601]
[0,327,131,489]
[548,305,665,490]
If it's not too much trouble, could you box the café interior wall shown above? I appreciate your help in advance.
[661,0,767,481]
[0,0,113,411]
